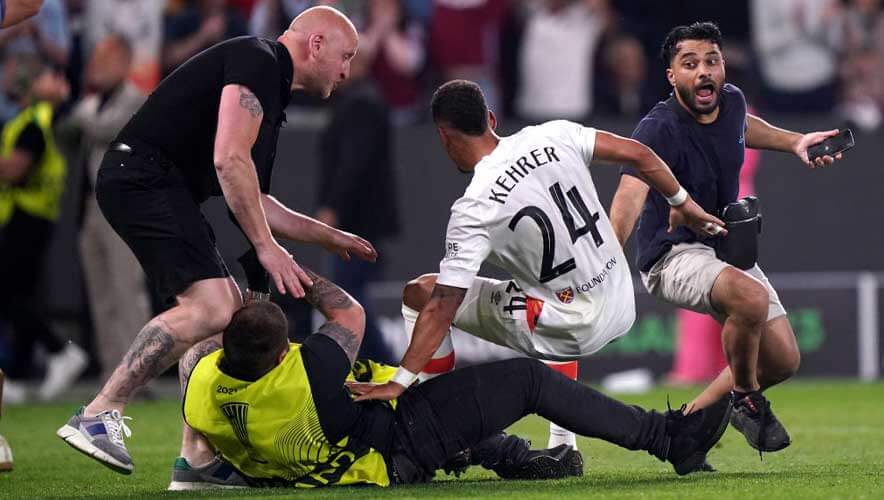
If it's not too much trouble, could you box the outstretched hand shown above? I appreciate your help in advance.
[668,198,728,238]
[346,381,405,402]
[794,129,844,168]
[324,229,378,263]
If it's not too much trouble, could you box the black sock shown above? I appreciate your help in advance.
[732,389,761,402]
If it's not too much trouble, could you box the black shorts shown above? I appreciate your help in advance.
[95,147,229,305]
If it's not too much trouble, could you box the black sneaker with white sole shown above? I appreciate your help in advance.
[731,391,791,454]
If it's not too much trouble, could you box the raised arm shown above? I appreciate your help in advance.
[745,113,842,168]
[593,130,725,236]
[302,267,365,366]
[214,84,311,297]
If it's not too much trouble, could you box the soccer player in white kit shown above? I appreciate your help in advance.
[355,80,726,457]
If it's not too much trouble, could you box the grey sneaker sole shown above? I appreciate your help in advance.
[673,403,733,476]
[56,424,133,475]
[167,480,247,491]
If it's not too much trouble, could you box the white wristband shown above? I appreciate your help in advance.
[392,366,418,388]
[666,186,688,206]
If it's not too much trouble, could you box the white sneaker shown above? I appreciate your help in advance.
[1,378,27,405]
[38,342,89,401]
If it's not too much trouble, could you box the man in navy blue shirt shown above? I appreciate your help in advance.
[610,22,843,463]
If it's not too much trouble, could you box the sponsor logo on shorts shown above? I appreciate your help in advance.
[445,241,460,259]
[557,287,574,304]
[491,290,502,305]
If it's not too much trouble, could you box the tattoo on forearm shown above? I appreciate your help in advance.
[239,89,263,118]
[303,267,353,311]
[431,284,467,302]
[318,321,360,365]
[178,338,222,395]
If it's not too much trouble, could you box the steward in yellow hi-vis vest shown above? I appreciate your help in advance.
[179,297,707,489]
[183,343,396,487]
[0,100,66,226]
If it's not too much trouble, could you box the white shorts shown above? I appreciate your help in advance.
[641,242,786,323]
[452,277,583,361]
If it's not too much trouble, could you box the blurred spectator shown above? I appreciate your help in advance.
[595,33,647,117]
[162,0,249,76]
[0,56,84,401]
[58,34,151,383]
[83,0,164,92]
[1,0,45,28]
[515,0,610,122]
[249,0,313,39]
[839,0,884,131]
[228,0,259,19]
[367,0,425,125]
[751,0,843,113]
[0,0,70,122]
[315,48,400,364]
[0,0,69,67]
[429,0,510,111]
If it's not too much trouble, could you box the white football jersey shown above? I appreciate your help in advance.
[437,120,636,354]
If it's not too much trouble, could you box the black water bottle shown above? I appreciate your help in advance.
[716,196,762,270]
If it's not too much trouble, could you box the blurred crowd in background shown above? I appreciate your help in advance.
[1,0,882,402]
[0,0,879,127]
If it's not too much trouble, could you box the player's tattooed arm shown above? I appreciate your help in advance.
[431,283,468,303]
[178,337,222,395]
[301,266,364,365]
[238,88,263,118]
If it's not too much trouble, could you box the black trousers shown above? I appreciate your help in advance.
[390,358,668,482]
[302,334,667,485]
[0,211,64,377]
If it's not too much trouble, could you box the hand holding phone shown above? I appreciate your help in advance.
[807,128,855,162]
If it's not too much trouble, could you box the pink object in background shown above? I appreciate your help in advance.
[668,107,761,384]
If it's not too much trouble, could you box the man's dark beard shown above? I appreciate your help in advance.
[675,82,719,117]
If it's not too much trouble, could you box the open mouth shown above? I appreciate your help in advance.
[695,82,716,105]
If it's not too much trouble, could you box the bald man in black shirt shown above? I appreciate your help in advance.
[57,6,378,475]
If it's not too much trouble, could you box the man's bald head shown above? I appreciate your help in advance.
[289,5,357,40]
[279,6,359,98]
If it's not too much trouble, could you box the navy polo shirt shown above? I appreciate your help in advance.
[622,83,748,273]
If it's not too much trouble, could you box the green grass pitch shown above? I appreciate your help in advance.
[1,381,882,499]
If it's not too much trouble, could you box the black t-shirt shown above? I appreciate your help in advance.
[117,36,293,202]
[622,83,748,272]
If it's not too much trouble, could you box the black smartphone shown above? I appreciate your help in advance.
[807,128,855,162]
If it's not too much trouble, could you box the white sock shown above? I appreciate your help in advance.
[544,361,579,450]
[402,304,455,382]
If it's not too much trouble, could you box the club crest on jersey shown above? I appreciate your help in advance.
[556,287,574,304]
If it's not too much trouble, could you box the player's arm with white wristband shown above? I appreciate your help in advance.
[592,130,727,237]
[352,283,467,402]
